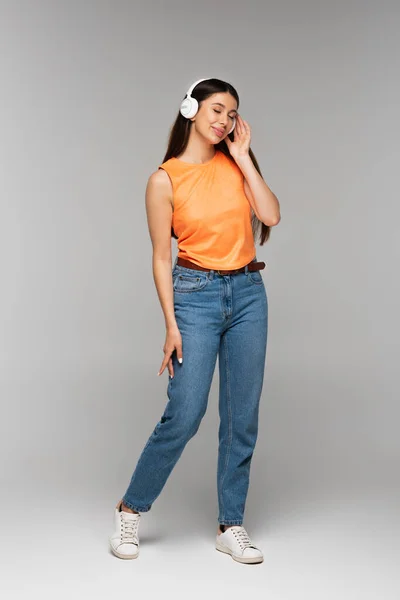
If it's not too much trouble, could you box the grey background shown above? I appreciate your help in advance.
[1,0,398,597]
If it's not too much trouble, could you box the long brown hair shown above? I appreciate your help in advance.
[162,78,270,245]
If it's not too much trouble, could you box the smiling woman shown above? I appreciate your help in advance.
[162,79,278,242]
[109,77,280,565]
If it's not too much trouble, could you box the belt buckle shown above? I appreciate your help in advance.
[216,268,235,276]
[217,268,242,276]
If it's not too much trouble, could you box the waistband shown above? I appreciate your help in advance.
[176,257,266,275]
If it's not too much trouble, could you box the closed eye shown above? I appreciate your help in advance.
[213,109,235,119]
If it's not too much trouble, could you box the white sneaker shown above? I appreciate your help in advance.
[216,525,264,564]
[109,500,141,559]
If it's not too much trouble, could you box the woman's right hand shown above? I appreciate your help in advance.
[157,325,183,378]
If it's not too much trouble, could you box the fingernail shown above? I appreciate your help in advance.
[178,358,183,364]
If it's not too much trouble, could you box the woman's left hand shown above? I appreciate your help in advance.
[224,114,251,161]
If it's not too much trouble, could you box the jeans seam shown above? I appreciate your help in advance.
[218,519,243,526]
[219,275,224,318]
[121,497,151,512]
[218,333,233,522]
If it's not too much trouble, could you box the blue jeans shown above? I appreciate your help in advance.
[122,257,268,525]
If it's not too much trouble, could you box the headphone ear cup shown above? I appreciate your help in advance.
[228,116,236,135]
[180,97,199,119]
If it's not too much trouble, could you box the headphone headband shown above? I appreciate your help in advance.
[184,78,211,98]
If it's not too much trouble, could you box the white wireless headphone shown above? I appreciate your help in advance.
[180,78,236,135]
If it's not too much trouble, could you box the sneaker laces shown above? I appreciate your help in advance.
[120,512,139,544]
[231,526,258,550]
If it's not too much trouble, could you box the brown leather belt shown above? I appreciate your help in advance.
[176,257,266,275]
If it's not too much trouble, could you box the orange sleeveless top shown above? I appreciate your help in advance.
[158,150,256,270]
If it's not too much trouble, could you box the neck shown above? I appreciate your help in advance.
[181,132,216,164]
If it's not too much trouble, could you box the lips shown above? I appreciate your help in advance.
[212,126,224,137]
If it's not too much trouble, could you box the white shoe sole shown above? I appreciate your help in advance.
[110,542,139,560]
[215,539,263,564]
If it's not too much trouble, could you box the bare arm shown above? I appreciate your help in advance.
[242,165,281,226]
[145,169,183,377]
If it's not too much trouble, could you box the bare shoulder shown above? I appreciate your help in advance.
[146,168,173,207]
[147,168,172,192]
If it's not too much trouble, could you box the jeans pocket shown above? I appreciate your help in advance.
[247,270,264,285]
[173,272,209,293]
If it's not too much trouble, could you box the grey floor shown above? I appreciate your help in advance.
[2,479,399,599]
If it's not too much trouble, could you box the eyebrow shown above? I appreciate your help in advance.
[211,102,238,115]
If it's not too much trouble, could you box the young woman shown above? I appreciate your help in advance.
[109,78,281,564]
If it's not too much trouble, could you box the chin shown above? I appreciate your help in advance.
[209,126,225,141]
[205,134,220,145]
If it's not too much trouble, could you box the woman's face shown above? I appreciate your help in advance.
[193,92,238,142]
